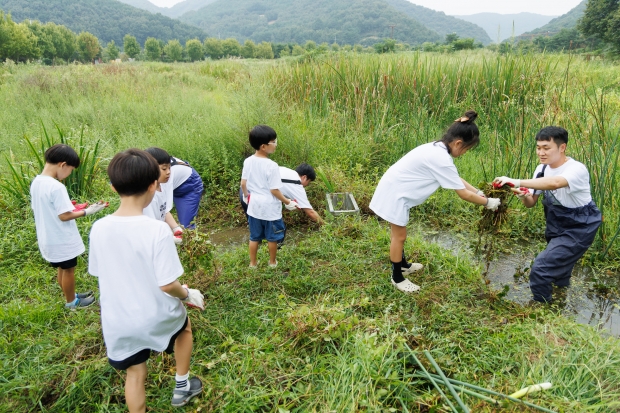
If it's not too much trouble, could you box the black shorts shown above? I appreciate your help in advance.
[49,256,78,269]
[108,316,189,371]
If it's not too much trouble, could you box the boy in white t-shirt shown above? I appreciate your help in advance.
[143,147,184,244]
[240,125,298,268]
[494,126,602,303]
[30,144,108,309]
[89,149,205,411]
[370,111,500,293]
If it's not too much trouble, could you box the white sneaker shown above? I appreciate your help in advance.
[391,278,420,293]
[402,263,423,275]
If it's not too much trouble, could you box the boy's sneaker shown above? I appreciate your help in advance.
[65,295,96,310]
[268,260,278,268]
[171,377,203,407]
[76,291,94,299]
[402,263,423,275]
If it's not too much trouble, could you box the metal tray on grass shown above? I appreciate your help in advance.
[326,192,360,216]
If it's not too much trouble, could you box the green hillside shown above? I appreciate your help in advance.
[383,0,491,44]
[453,12,557,42]
[116,0,164,15]
[0,0,206,46]
[117,0,218,18]
[521,0,587,37]
[178,0,442,46]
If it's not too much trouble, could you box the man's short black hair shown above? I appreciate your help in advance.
[536,126,568,147]
[249,125,277,150]
[44,144,80,168]
[295,163,316,181]
[144,147,171,165]
[108,149,160,196]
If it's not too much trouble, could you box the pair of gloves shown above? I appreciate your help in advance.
[476,190,501,211]
[493,177,531,199]
[181,284,205,311]
[72,200,109,216]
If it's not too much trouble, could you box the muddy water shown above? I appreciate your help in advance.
[208,226,620,337]
[424,230,620,337]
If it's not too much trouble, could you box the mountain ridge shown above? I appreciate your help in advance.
[452,12,557,42]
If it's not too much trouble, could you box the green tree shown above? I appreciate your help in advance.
[221,38,241,57]
[291,44,305,56]
[52,24,77,61]
[452,38,475,50]
[304,40,317,51]
[123,34,141,58]
[77,31,100,62]
[164,39,183,61]
[144,37,161,61]
[105,40,120,60]
[185,38,203,61]
[0,13,40,62]
[203,37,223,59]
[255,41,274,59]
[241,39,257,58]
[579,0,620,51]
[374,38,396,53]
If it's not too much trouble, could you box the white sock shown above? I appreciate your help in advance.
[175,372,190,391]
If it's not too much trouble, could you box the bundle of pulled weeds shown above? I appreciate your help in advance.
[478,183,513,234]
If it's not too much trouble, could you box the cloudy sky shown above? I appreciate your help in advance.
[148,0,583,16]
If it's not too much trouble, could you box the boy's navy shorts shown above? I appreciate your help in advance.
[248,216,285,242]
[108,316,188,370]
[49,256,78,269]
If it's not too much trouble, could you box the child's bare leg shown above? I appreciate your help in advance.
[249,241,260,266]
[125,362,147,413]
[267,241,277,265]
[59,267,76,303]
[390,224,407,263]
[174,318,193,376]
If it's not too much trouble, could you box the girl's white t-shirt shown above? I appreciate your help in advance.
[370,142,465,226]
[279,166,313,210]
[143,180,173,221]
[171,157,193,190]
[531,158,592,208]
[30,175,86,262]
[241,155,283,221]
[89,215,186,361]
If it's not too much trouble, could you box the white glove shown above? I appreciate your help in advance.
[84,202,107,216]
[513,187,532,199]
[475,190,486,198]
[493,176,520,188]
[284,200,299,211]
[172,226,183,236]
[242,193,249,204]
[484,198,501,211]
[173,235,183,245]
[181,285,204,310]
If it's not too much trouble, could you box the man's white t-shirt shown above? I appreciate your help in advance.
[89,215,186,361]
[143,180,173,221]
[279,167,313,210]
[30,175,85,262]
[531,158,592,208]
[171,157,192,190]
[370,142,465,226]
[241,155,283,221]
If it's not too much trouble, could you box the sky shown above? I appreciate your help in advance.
[148,0,583,16]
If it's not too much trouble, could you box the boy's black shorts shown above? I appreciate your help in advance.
[49,256,78,269]
[108,316,189,371]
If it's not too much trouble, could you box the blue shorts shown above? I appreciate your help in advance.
[248,216,285,242]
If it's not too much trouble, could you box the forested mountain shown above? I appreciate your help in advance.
[117,0,218,18]
[383,0,491,45]
[178,0,442,46]
[452,12,557,42]
[520,1,587,37]
[0,0,206,46]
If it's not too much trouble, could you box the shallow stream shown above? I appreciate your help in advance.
[208,226,620,337]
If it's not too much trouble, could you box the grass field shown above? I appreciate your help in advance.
[1,52,620,412]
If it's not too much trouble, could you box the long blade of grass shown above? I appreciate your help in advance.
[423,350,470,413]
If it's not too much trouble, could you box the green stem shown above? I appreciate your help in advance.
[423,350,470,413]
[408,351,458,413]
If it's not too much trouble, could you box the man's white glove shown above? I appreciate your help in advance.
[181,285,204,311]
[84,202,107,216]
[475,189,486,198]
[493,176,521,188]
[284,200,299,211]
[484,198,501,211]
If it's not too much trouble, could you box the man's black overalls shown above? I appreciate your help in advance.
[529,165,602,302]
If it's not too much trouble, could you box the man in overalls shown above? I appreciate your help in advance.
[493,126,602,303]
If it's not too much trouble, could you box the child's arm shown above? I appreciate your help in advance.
[164,212,181,231]
[454,188,490,206]
[160,280,205,310]
[58,210,87,221]
[241,179,248,198]
[270,189,292,205]
[303,208,324,224]
[460,178,484,195]
[160,280,189,298]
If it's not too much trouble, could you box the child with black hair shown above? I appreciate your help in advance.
[143,147,184,244]
[370,111,501,293]
[89,149,205,411]
[494,126,602,303]
[240,125,298,268]
[30,144,108,309]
